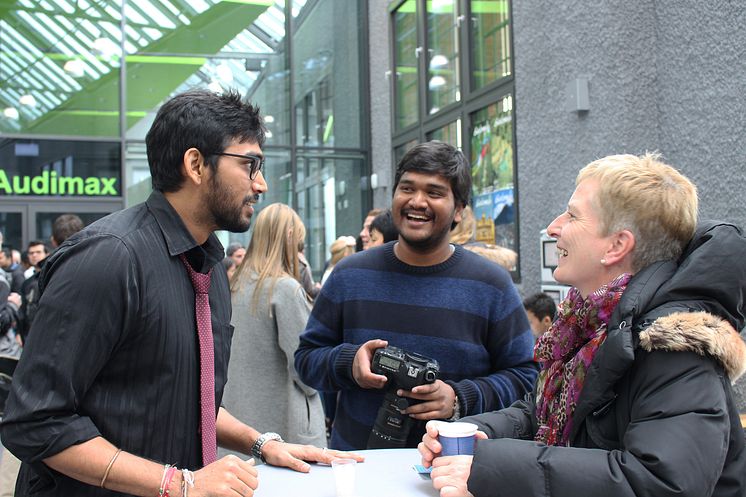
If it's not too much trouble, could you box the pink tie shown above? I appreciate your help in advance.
[179,254,217,466]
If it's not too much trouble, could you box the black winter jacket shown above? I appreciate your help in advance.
[464,221,746,497]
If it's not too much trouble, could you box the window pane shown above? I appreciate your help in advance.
[291,0,362,148]
[470,95,515,252]
[394,139,418,166]
[394,0,419,130]
[427,119,461,148]
[295,156,366,278]
[36,212,109,243]
[427,0,459,114]
[471,0,511,89]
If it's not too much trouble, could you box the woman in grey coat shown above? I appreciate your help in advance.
[419,153,746,497]
[223,203,326,449]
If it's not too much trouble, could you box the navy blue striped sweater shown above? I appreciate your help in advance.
[294,242,538,450]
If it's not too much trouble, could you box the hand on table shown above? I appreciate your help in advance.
[418,420,488,468]
[352,339,389,389]
[192,455,258,497]
[430,455,475,497]
[261,441,364,473]
[399,380,456,420]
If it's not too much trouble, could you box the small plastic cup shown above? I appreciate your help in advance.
[437,421,478,456]
[331,458,357,497]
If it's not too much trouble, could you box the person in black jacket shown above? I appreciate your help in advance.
[419,152,746,497]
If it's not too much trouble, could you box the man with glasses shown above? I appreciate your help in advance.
[295,141,538,450]
[2,90,358,497]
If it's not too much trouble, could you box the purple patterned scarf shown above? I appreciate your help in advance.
[533,273,631,446]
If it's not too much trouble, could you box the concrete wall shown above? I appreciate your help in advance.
[512,0,746,295]
[369,1,394,208]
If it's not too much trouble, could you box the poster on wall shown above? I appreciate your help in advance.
[469,95,516,253]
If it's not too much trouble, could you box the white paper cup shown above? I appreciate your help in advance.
[437,421,478,456]
[331,458,357,497]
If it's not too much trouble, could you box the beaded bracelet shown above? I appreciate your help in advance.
[158,464,177,497]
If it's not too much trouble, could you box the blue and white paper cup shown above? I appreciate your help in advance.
[437,421,478,456]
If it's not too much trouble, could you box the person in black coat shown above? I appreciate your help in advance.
[419,153,746,497]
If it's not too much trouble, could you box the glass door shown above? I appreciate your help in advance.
[29,201,121,247]
[0,204,28,254]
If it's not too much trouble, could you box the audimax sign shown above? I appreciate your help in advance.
[0,170,118,196]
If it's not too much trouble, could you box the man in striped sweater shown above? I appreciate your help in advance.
[295,141,538,450]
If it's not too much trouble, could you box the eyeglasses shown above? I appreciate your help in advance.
[209,152,264,179]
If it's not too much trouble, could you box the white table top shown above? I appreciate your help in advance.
[254,448,439,497]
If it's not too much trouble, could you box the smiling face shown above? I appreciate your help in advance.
[546,178,617,297]
[205,140,267,233]
[392,171,462,254]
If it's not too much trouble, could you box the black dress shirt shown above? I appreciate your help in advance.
[0,191,233,496]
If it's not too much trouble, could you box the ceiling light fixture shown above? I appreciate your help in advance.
[430,54,449,68]
[63,59,86,78]
[19,94,37,107]
[3,107,19,120]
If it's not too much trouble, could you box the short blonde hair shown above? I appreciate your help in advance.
[450,205,476,245]
[329,236,356,266]
[577,152,698,271]
[465,243,517,271]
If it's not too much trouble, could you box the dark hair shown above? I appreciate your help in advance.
[221,257,236,272]
[226,242,244,257]
[0,247,10,259]
[145,89,266,192]
[393,140,471,208]
[52,214,84,245]
[27,240,48,253]
[523,292,557,321]
[370,210,399,243]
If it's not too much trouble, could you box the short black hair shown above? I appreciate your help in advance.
[27,240,48,253]
[393,140,471,209]
[52,214,84,245]
[369,210,399,243]
[145,89,266,192]
[523,292,557,321]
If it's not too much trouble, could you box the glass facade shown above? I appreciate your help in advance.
[390,0,518,277]
[471,0,512,89]
[393,0,419,130]
[0,0,370,276]
[427,1,460,115]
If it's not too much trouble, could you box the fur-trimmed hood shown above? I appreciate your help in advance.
[640,311,746,381]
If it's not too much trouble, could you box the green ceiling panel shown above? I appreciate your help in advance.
[24,1,270,137]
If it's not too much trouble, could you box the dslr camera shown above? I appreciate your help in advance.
[366,345,439,449]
